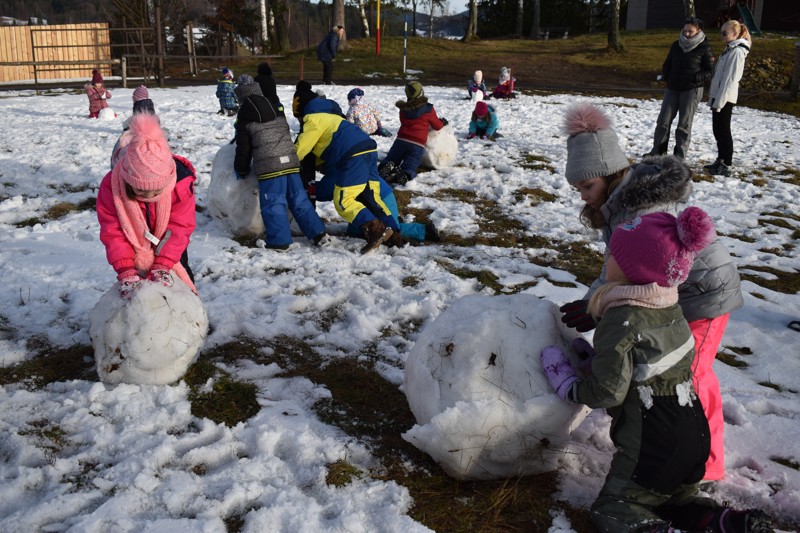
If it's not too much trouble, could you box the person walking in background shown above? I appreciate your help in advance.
[378,81,448,186]
[541,208,773,532]
[85,69,112,118]
[704,19,751,177]
[645,17,713,160]
[345,88,391,137]
[232,75,329,251]
[559,103,743,484]
[317,25,344,85]
[467,70,487,100]
[215,68,238,116]
[97,114,198,298]
[254,61,285,116]
[467,101,500,141]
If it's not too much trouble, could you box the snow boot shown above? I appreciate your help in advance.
[424,222,440,242]
[360,219,393,254]
[385,229,405,248]
[696,506,774,533]
[379,161,398,180]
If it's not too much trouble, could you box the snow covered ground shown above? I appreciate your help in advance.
[0,83,798,532]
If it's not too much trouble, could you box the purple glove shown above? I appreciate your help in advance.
[117,270,142,299]
[571,337,596,376]
[148,269,174,287]
[560,299,597,332]
[540,346,577,401]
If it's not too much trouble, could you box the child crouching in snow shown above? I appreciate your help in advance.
[467,70,487,100]
[97,114,197,298]
[540,208,774,532]
[346,88,391,137]
[467,101,500,141]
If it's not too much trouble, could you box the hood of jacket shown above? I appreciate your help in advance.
[396,96,429,111]
[609,155,692,215]
[304,97,344,117]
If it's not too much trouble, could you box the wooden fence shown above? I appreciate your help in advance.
[0,23,112,83]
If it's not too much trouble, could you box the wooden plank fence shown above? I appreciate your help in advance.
[0,23,112,83]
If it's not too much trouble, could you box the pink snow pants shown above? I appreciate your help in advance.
[689,313,730,481]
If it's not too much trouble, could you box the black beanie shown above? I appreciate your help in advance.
[257,62,272,76]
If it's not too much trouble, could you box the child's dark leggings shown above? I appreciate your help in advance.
[711,102,735,166]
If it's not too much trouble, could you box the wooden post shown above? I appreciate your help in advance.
[155,0,165,87]
[187,23,197,76]
[122,56,127,88]
[791,42,800,100]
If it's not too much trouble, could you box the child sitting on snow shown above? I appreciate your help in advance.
[378,81,448,186]
[85,69,112,118]
[490,66,516,99]
[215,68,238,116]
[97,114,198,299]
[467,101,501,141]
[467,70,487,100]
[345,88,392,137]
[540,208,774,532]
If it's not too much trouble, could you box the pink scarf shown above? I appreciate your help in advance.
[110,164,196,292]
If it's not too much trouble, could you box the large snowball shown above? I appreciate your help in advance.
[207,143,264,237]
[420,124,458,170]
[402,294,590,480]
[97,107,116,121]
[89,277,208,385]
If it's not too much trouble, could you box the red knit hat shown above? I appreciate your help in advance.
[132,85,149,102]
[118,114,175,192]
[91,69,103,85]
[475,101,489,116]
[609,207,716,287]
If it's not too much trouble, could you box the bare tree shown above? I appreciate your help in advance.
[355,0,370,38]
[259,0,269,50]
[333,0,347,47]
[463,0,478,41]
[683,0,696,19]
[607,0,623,52]
[270,0,291,51]
[514,0,524,36]
[424,0,445,37]
[528,0,540,39]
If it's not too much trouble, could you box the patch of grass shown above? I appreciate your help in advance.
[514,187,557,205]
[739,265,800,294]
[519,154,556,173]
[402,275,420,287]
[13,197,96,227]
[536,241,604,288]
[758,217,796,231]
[758,381,782,392]
[717,346,752,368]
[436,260,504,293]
[0,340,95,388]
[691,172,714,183]
[326,459,364,487]
[770,456,800,471]
[721,231,756,243]
[18,419,69,465]
[185,363,260,427]
[762,210,800,223]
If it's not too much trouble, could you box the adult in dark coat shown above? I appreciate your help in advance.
[316,26,344,85]
[253,62,284,116]
[645,18,713,159]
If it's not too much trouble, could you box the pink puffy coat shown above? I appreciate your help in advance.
[97,155,197,276]
[85,84,111,117]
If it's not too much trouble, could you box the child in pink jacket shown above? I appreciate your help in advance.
[85,69,112,118]
[97,114,197,298]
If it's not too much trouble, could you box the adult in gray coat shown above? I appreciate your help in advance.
[645,17,713,160]
[316,25,344,85]
[560,103,743,483]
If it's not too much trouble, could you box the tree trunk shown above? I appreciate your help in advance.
[358,0,370,38]
[412,0,417,35]
[607,0,623,52]
[259,0,268,51]
[463,0,478,41]
[271,0,291,52]
[528,0,540,39]
[683,0,696,19]
[333,0,347,47]
[515,0,523,36]
[427,0,435,37]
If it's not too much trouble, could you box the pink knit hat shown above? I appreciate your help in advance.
[132,85,149,102]
[609,207,716,287]
[118,114,175,192]
[475,101,489,116]
[91,69,103,85]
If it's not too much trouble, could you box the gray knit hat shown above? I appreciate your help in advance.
[234,74,262,103]
[563,103,629,185]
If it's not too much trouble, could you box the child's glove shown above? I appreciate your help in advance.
[559,299,597,332]
[117,270,142,299]
[467,133,476,139]
[234,169,246,180]
[487,134,497,142]
[440,118,449,126]
[571,337,596,376]
[148,269,174,287]
[540,346,577,401]
[480,134,486,140]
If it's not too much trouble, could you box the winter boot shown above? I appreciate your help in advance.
[387,166,410,186]
[360,219,393,255]
[379,161,398,180]
[424,222,440,242]
[696,506,774,533]
[314,232,333,247]
[385,230,405,248]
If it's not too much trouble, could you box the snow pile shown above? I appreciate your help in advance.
[98,107,116,121]
[420,124,458,169]
[207,143,264,237]
[402,294,590,480]
[89,277,208,385]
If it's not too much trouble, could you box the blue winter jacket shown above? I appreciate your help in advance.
[316,31,340,62]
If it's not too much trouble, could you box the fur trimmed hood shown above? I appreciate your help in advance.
[396,96,429,111]
[609,154,692,216]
